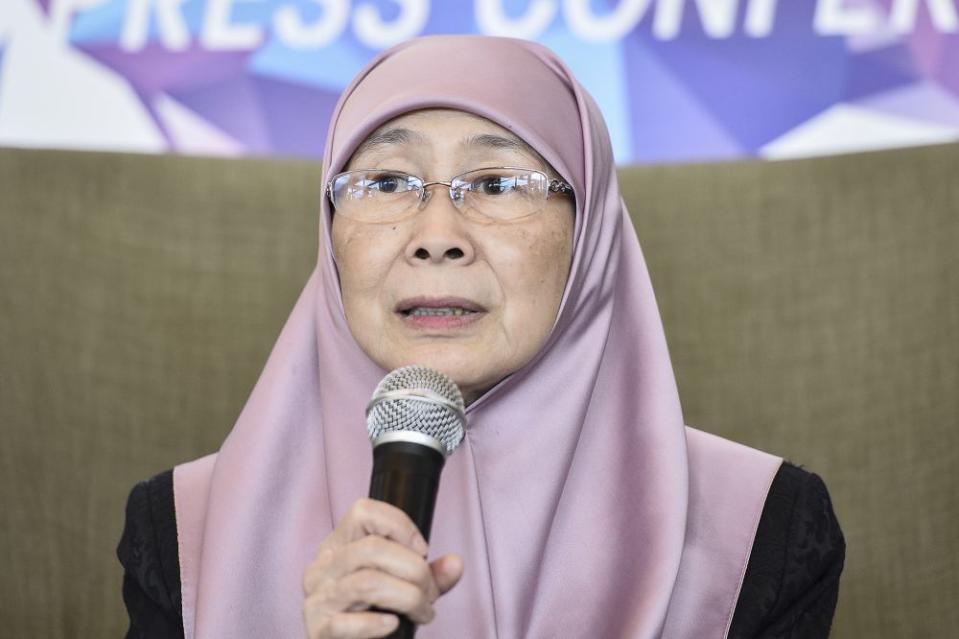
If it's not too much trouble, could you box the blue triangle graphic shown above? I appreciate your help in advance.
[622,39,745,163]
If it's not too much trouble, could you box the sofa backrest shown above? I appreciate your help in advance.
[1,143,956,636]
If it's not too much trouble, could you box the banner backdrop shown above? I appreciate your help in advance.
[1,0,958,163]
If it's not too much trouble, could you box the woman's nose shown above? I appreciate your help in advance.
[404,187,476,264]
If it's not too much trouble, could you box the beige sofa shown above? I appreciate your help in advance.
[1,143,956,637]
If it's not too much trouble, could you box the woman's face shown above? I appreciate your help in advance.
[331,109,575,404]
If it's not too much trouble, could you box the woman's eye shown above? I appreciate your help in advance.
[370,175,402,193]
[478,176,513,195]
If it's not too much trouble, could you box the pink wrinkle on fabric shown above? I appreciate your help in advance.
[174,35,782,638]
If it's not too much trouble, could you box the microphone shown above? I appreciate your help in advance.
[365,365,466,638]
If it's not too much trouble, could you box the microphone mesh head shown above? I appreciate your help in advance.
[366,366,466,456]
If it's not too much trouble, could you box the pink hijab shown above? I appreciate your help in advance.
[174,35,782,638]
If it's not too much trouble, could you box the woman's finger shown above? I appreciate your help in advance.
[337,535,439,601]
[302,499,455,637]
[331,568,436,624]
[430,554,464,596]
[305,534,438,601]
[307,610,398,639]
[334,499,428,555]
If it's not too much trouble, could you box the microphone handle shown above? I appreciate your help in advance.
[369,440,446,639]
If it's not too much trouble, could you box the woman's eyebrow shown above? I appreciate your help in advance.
[354,127,425,156]
[463,133,537,156]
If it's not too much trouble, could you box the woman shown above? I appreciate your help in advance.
[119,35,844,638]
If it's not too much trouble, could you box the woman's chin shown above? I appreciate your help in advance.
[379,350,501,402]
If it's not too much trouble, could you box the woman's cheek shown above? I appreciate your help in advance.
[334,226,399,295]
[520,224,574,335]
[516,225,570,296]
[485,233,557,341]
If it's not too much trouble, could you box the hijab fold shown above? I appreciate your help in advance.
[174,35,782,639]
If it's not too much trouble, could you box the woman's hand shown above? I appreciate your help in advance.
[303,499,464,639]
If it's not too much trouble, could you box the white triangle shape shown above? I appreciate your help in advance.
[760,103,959,160]
[0,0,164,152]
[153,93,244,156]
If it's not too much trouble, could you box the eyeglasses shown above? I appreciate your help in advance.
[327,167,574,224]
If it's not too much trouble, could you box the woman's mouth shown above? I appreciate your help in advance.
[405,307,476,317]
[395,298,487,329]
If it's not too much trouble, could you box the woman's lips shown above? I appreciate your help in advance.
[400,311,485,330]
[397,312,486,330]
[395,296,487,331]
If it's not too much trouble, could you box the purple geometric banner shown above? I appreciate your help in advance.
[1,0,957,163]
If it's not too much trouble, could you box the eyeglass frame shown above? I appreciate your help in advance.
[326,166,575,223]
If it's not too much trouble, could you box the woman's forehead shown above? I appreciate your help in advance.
[349,108,549,168]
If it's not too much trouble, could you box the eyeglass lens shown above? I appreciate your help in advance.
[331,168,552,222]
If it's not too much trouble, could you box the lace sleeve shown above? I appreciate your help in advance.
[728,463,846,638]
[117,470,184,638]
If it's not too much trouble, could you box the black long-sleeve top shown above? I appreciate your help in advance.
[117,462,844,638]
